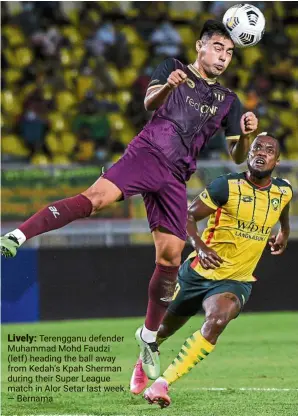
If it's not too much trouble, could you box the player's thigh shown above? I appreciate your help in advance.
[144,175,187,264]
[82,177,122,213]
[202,281,252,320]
[152,227,185,266]
[102,146,166,199]
[84,147,165,212]
[203,292,241,323]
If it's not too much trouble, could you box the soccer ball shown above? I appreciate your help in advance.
[222,4,265,48]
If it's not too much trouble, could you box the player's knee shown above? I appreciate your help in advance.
[204,313,230,335]
[157,249,182,267]
[82,178,122,214]
[82,190,104,213]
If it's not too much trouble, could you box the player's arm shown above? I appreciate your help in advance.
[223,96,258,164]
[230,111,258,163]
[269,203,291,255]
[144,59,187,111]
[187,176,228,269]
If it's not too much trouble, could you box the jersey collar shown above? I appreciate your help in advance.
[187,64,217,85]
[245,172,272,190]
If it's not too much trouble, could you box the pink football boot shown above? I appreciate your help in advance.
[130,358,149,394]
[144,378,171,408]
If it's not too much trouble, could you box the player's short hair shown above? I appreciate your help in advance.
[256,132,281,157]
[200,20,232,42]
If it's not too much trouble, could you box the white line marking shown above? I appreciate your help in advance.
[186,387,298,392]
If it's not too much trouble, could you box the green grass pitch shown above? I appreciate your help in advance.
[2,312,298,416]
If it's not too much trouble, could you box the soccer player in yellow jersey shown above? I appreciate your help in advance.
[143,133,292,408]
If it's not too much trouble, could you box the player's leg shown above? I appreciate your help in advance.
[201,292,241,343]
[131,228,185,392]
[134,176,188,379]
[157,292,240,385]
[145,290,246,407]
[0,177,122,257]
[1,145,162,258]
[131,177,188,391]
[144,227,185,339]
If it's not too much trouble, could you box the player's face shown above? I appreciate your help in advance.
[197,34,234,78]
[247,136,280,178]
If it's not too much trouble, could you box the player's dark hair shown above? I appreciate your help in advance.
[200,20,232,42]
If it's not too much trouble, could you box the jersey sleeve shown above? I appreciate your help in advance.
[273,177,293,206]
[222,95,242,141]
[147,58,176,91]
[199,175,229,209]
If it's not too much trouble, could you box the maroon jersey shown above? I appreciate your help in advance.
[130,58,242,182]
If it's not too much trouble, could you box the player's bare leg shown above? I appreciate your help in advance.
[0,178,122,257]
[201,292,241,344]
[131,227,185,391]
[157,313,191,346]
[144,292,241,407]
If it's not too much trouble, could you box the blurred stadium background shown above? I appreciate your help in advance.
[1,1,298,322]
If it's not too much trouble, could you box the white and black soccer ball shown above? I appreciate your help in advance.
[222,4,265,48]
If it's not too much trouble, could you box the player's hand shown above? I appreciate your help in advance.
[166,70,187,90]
[240,112,258,135]
[268,231,288,255]
[197,245,223,270]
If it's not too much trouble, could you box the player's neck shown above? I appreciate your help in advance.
[191,61,217,83]
[246,172,272,189]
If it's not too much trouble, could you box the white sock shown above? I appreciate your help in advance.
[141,325,158,343]
[5,229,27,246]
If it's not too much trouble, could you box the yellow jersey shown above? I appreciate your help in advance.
[188,172,292,282]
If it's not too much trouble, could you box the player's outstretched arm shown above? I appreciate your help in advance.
[187,198,223,269]
[229,112,258,164]
[269,203,290,255]
[144,69,187,111]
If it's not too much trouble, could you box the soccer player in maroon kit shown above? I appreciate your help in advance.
[1,21,258,388]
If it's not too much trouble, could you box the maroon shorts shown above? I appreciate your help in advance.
[103,145,187,241]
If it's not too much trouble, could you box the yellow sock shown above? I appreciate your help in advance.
[162,331,215,385]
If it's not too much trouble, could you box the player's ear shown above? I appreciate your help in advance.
[196,40,202,52]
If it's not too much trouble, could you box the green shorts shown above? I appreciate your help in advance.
[168,259,253,317]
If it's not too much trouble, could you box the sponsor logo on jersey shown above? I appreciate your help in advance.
[186,78,195,89]
[213,90,225,102]
[242,196,254,203]
[237,220,271,235]
[271,198,280,211]
[230,180,246,185]
[186,96,218,115]
[279,188,288,195]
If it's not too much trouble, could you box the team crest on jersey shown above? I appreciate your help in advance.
[242,196,254,203]
[271,198,280,211]
[186,78,195,89]
[213,90,225,102]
